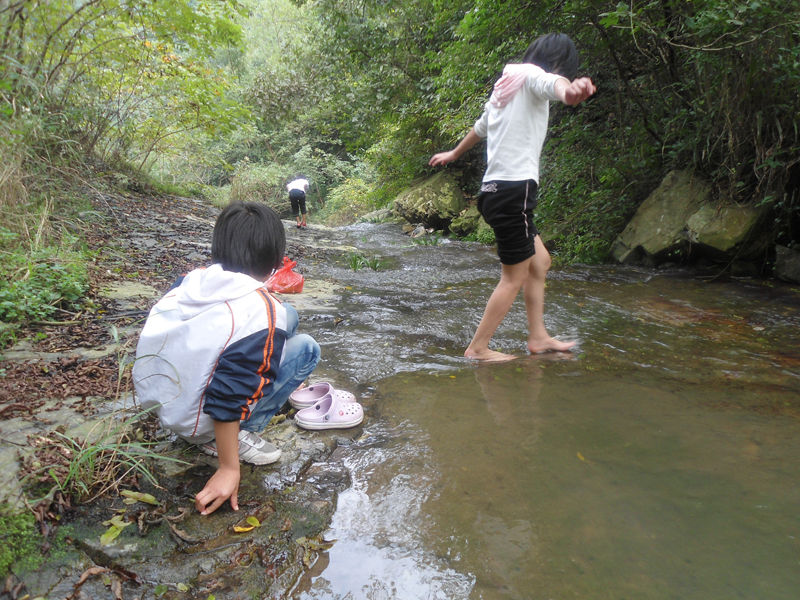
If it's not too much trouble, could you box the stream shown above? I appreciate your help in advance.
[285,222,800,599]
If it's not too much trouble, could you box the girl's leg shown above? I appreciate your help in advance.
[523,236,575,353]
[240,334,321,432]
[465,258,532,362]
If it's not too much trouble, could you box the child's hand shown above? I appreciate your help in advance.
[429,150,457,167]
[562,77,596,106]
[195,465,240,515]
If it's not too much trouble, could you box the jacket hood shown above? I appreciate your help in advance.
[174,264,266,320]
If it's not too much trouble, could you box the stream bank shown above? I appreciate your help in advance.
[0,190,367,599]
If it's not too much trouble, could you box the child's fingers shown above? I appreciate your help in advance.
[200,495,226,515]
[429,152,451,166]
[576,77,596,97]
[195,487,230,515]
[194,489,209,513]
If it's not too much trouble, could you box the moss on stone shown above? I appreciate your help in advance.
[0,508,43,578]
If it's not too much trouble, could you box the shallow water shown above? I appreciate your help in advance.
[288,223,800,599]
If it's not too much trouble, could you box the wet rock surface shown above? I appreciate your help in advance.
[0,189,362,599]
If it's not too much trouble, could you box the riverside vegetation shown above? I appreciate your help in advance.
[1,0,799,584]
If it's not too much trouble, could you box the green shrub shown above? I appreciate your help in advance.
[229,161,287,211]
[0,237,88,333]
[200,184,232,209]
[319,177,383,226]
[345,251,383,271]
[411,233,441,246]
[535,111,650,265]
[461,227,496,245]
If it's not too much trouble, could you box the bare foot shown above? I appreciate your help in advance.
[527,337,576,354]
[464,348,517,363]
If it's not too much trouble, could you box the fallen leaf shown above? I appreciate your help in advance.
[100,515,132,545]
[111,576,123,600]
[246,516,261,527]
[233,524,255,533]
[121,490,159,506]
[166,520,202,543]
[75,566,110,586]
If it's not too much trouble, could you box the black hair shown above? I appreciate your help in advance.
[211,201,285,279]
[522,33,579,80]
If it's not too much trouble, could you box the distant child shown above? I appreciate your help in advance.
[133,202,320,515]
[286,176,310,228]
[429,33,596,362]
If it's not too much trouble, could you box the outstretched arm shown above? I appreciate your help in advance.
[195,420,240,515]
[554,77,596,106]
[429,128,483,167]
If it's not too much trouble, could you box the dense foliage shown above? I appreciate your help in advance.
[1,1,798,341]
[0,0,246,343]
[191,0,798,261]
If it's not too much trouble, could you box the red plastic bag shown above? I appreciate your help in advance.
[267,256,304,294]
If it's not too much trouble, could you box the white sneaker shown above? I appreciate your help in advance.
[201,430,281,465]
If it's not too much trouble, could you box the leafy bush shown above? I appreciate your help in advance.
[534,110,652,264]
[345,251,383,271]
[200,184,232,209]
[229,161,287,210]
[0,238,88,330]
[318,177,383,226]
[461,227,496,245]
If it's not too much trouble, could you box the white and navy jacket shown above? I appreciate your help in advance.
[132,264,294,443]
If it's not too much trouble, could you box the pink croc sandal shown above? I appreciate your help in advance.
[294,393,364,430]
[289,381,356,410]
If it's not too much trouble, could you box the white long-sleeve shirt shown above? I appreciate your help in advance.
[286,178,309,193]
[473,65,564,183]
[133,265,294,442]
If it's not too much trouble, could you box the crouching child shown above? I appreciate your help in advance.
[133,202,320,515]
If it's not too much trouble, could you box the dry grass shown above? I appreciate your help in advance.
[0,149,56,250]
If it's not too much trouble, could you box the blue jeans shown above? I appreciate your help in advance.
[240,317,320,433]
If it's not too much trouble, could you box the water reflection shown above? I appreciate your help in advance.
[296,364,800,600]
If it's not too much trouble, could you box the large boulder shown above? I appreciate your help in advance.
[393,172,466,230]
[774,245,800,283]
[686,203,764,257]
[449,205,495,241]
[611,170,766,265]
[611,170,708,264]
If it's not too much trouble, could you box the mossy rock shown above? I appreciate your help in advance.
[393,172,466,230]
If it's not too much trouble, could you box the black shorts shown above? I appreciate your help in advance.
[289,189,306,216]
[477,179,539,265]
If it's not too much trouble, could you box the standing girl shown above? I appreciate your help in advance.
[430,33,595,361]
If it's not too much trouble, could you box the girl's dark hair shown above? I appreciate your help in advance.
[522,33,578,80]
[212,202,285,279]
